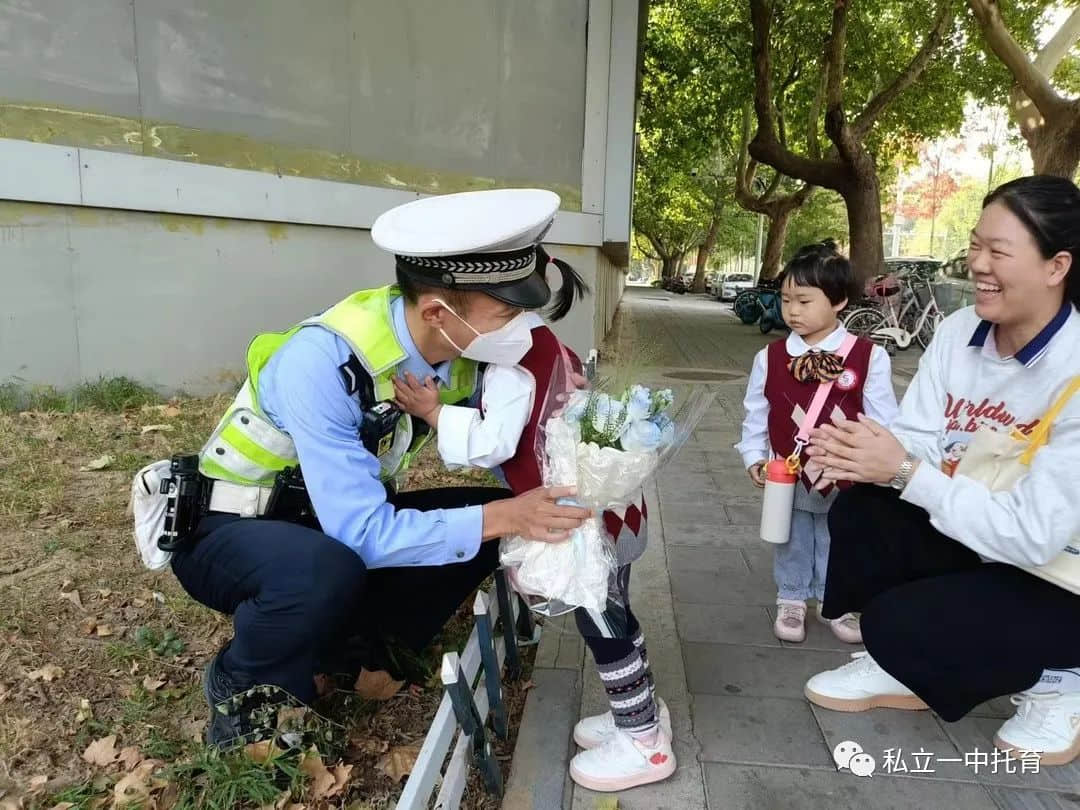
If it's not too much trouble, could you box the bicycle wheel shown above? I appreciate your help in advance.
[916,308,942,350]
[844,307,888,342]
[734,290,763,324]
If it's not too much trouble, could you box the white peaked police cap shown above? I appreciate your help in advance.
[371,188,561,310]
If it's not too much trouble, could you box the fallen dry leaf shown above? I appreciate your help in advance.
[112,760,160,808]
[245,740,282,764]
[82,734,119,767]
[79,454,114,472]
[140,424,174,434]
[350,734,389,756]
[117,746,144,770]
[300,751,336,798]
[29,774,49,794]
[354,668,405,701]
[76,698,93,724]
[61,578,75,592]
[48,804,75,810]
[59,590,85,611]
[521,679,536,692]
[128,660,140,676]
[376,743,422,784]
[152,591,166,605]
[81,617,98,635]
[97,589,113,599]
[27,664,65,683]
[329,763,353,796]
[142,676,166,692]
[94,623,114,638]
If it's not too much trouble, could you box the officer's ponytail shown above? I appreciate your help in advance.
[537,246,590,321]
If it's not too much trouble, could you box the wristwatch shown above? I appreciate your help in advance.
[889,452,917,491]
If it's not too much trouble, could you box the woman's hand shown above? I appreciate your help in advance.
[392,372,442,427]
[805,413,913,486]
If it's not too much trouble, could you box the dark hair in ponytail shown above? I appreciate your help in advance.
[536,245,590,321]
[983,175,1080,308]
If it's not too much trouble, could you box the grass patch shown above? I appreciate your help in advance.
[43,780,104,810]
[167,746,307,810]
[0,376,161,414]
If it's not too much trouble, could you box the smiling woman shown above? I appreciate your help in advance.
[800,175,1080,767]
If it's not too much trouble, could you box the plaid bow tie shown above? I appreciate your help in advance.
[788,351,846,384]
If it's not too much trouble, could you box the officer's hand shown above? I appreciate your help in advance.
[482,486,591,543]
[392,372,442,427]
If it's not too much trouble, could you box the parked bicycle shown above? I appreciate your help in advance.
[843,273,943,351]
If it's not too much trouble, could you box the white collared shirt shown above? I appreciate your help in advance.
[735,325,899,469]
[435,312,546,470]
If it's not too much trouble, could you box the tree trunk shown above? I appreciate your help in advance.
[661,255,679,280]
[1027,106,1080,178]
[692,217,721,293]
[757,208,795,281]
[845,172,886,282]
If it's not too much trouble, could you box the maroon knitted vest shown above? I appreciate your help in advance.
[763,336,874,490]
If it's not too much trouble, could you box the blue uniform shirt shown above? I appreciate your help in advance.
[257,296,484,568]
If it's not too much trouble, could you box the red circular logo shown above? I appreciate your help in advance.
[835,368,859,391]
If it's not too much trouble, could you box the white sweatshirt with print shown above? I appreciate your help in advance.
[896,304,1080,567]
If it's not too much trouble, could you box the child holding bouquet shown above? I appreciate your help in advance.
[735,241,899,644]
[393,256,677,793]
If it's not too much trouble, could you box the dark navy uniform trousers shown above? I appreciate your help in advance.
[171,487,509,703]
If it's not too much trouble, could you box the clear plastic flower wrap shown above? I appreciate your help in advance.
[500,348,716,616]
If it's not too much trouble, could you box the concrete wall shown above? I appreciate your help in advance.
[0,201,606,394]
[0,0,587,204]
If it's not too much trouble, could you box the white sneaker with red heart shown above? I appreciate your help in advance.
[573,698,671,749]
[569,726,676,792]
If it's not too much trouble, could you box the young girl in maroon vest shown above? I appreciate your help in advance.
[735,241,899,644]
[393,250,675,792]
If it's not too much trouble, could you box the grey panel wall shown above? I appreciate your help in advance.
[0,202,601,393]
[0,0,587,192]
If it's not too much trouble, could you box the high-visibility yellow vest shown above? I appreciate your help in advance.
[198,285,478,486]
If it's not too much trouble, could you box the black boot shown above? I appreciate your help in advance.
[202,645,276,749]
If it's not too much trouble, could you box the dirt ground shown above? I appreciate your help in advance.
[0,391,534,810]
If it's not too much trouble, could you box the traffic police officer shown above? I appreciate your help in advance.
[170,189,591,746]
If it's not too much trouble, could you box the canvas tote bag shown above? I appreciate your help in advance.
[952,377,1080,595]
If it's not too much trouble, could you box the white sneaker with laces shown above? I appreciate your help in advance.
[573,697,671,749]
[774,599,807,643]
[993,691,1080,766]
[805,651,929,712]
[569,726,676,792]
[815,602,863,644]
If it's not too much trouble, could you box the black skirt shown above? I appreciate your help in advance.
[821,484,1080,722]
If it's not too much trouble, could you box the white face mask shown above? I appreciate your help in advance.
[434,300,534,365]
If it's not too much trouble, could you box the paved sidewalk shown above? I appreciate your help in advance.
[507,288,1079,810]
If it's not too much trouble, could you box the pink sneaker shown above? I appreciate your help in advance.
[816,603,863,644]
[774,599,806,643]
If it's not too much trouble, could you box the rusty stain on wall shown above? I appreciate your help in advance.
[0,102,583,210]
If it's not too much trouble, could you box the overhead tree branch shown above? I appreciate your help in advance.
[1033,6,1080,76]
[822,0,863,169]
[967,0,1068,118]
[748,0,848,190]
[851,0,957,139]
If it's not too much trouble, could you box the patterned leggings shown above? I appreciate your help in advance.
[573,564,658,733]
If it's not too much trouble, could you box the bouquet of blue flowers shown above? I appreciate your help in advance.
[501,362,712,614]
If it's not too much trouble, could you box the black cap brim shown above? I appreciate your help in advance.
[397,263,551,310]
